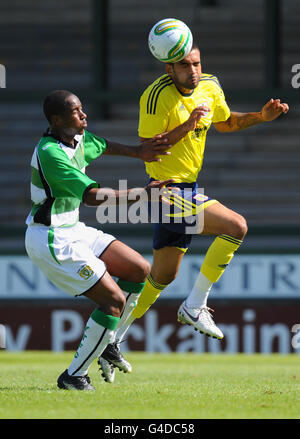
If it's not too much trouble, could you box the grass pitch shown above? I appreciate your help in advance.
[0,351,299,419]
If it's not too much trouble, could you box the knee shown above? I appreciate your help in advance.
[228,215,248,240]
[133,258,151,283]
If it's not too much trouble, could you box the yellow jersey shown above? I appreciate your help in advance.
[138,73,231,183]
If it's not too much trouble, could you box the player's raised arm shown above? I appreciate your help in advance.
[140,105,210,151]
[213,98,289,133]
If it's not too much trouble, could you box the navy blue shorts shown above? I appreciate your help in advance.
[148,181,214,251]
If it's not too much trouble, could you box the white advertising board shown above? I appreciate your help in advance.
[0,254,300,299]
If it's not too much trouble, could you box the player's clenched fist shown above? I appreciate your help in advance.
[186,105,211,130]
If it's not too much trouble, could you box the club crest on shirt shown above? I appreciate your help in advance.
[77,264,94,280]
[193,125,208,138]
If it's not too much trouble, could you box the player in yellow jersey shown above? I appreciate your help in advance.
[98,43,289,382]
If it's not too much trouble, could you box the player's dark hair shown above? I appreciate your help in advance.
[43,90,75,123]
[166,43,200,67]
[191,42,200,52]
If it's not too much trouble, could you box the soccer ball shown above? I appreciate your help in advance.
[148,18,193,63]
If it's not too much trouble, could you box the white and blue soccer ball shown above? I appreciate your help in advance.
[148,18,193,63]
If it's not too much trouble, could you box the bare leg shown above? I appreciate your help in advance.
[201,201,248,239]
[100,240,150,283]
[151,246,185,284]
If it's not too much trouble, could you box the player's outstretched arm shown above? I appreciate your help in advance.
[103,137,172,162]
[213,98,289,133]
[83,179,176,206]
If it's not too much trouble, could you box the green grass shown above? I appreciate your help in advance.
[0,351,299,419]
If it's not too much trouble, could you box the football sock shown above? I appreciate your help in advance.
[186,234,243,309]
[186,271,212,308]
[112,279,145,344]
[200,234,243,283]
[114,274,167,343]
[114,313,136,344]
[131,274,167,319]
[68,308,119,377]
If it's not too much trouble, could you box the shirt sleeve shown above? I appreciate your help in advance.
[83,130,107,165]
[37,144,99,201]
[212,85,231,123]
[138,90,169,138]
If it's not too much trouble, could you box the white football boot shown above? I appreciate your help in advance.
[98,357,115,383]
[98,342,132,383]
[177,301,224,339]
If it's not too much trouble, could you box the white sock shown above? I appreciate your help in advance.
[185,271,213,309]
[115,313,136,344]
[111,292,139,344]
[68,316,114,377]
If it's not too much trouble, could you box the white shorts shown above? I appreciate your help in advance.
[25,221,116,297]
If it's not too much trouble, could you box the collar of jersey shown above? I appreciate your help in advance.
[43,128,78,149]
[175,86,194,97]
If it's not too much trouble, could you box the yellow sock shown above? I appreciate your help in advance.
[131,274,167,319]
[201,234,243,283]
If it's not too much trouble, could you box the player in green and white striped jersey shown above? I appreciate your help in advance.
[25,90,173,390]
[27,129,104,228]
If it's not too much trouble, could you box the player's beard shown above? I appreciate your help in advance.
[183,75,200,90]
[172,70,200,91]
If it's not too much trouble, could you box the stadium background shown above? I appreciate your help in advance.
[0,0,299,354]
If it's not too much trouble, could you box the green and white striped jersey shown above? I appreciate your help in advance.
[26,130,106,228]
